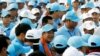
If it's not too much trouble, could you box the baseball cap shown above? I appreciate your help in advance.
[81,34,91,43]
[16,0,25,3]
[31,8,40,15]
[67,36,88,48]
[25,29,42,40]
[19,10,36,20]
[7,3,18,11]
[21,18,33,26]
[65,11,80,22]
[41,0,50,4]
[88,8,100,15]
[81,13,92,20]
[42,24,55,32]
[85,2,94,9]
[82,21,96,30]
[59,5,67,11]
[52,35,68,48]
[46,3,52,9]
[1,10,10,18]
[25,29,42,45]
[28,0,35,6]
[58,0,66,5]
[49,3,60,11]
[80,5,86,9]
[88,35,100,47]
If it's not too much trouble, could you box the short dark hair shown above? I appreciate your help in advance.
[0,35,9,53]
[42,16,53,24]
[15,23,31,36]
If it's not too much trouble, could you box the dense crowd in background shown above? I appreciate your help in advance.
[0,0,100,56]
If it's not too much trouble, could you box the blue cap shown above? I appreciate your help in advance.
[1,10,10,17]
[65,11,80,22]
[81,34,91,43]
[85,2,94,9]
[49,3,60,11]
[52,35,68,48]
[7,3,18,11]
[28,0,36,6]
[59,5,67,11]
[8,0,16,4]
[67,36,88,48]
[46,3,52,9]
[88,35,100,47]
[42,0,50,4]
[16,0,25,3]
[42,24,54,32]
[21,18,32,26]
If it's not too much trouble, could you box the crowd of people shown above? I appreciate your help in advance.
[0,0,100,56]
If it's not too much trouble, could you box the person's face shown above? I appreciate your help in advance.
[65,3,70,9]
[3,17,11,27]
[48,19,53,25]
[31,19,36,24]
[79,46,89,54]
[9,10,18,17]
[20,33,26,42]
[84,29,94,35]
[34,13,41,21]
[43,30,54,43]
[72,1,79,8]
[92,13,99,21]
[53,11,60,19]
[50,0,56,3]
[59,11,66,18]
[18,3,24,9]
[81,8,86,14]
[0,47,7,56]
[0,3,2,10]
[65,20,78,29]
[2,2,7,9]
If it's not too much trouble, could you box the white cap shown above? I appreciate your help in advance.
[81,13,92,20]
[82,21,96,30]
[25,29,42,40]
[31,8,40,15]
[19,10,36,20]
[88,8,100,15]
